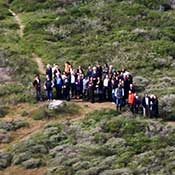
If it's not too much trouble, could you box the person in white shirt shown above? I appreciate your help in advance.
[103,75,110,101]
[142,94,150,117]
[70,69,76,98]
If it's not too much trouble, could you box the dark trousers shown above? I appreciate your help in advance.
[46,89,53,100]
[128,104,134,113]
[70,83,76,97]
[55,85,62,99]
[89,87,94,103]
[103,87,108,101]
[97,88,102,102]
[134,105,139,114]
[35,89,42,101]
[63,87,70,101]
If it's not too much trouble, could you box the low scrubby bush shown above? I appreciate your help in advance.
[32,102,80,120]
[0,106,9,118]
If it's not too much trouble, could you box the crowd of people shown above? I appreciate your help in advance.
[33,62,159,118]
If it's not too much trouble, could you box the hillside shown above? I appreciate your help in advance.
[0,0,175,175]
[1,105,175,175]
[0,0,175,115]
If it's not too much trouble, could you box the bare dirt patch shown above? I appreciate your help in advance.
[0,166,47,175]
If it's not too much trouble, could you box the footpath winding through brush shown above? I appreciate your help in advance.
[9,9,45,75]
[8,9,24,38]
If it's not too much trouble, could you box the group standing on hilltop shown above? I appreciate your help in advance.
[33,62,159,118]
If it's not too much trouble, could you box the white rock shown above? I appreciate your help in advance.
[48,100,64,110]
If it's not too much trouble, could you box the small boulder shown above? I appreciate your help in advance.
[48,100,64,110]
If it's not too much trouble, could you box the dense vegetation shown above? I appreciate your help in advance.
[0,1,175,173]
[1,109,175,174]
[0,0,175,114]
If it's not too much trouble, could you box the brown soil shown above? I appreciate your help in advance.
[0,166,47,175]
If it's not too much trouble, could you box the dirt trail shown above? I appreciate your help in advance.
[0,101,115,149]
[9,9,24,38]
[1,166,47,175]
[9,9,45,74]
[32,53,45,74]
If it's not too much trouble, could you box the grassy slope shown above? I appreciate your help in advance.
[0,1,175,174]
[4,109,175,175]
[8,0,175,95]
[0,0,38,105]
[0,0,173,117]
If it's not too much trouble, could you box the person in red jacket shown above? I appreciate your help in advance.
[128,90,135,113]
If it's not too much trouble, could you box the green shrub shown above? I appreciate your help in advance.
[151,40,175,57]
[21,110,30,117]
[81,109,118,129]
[102,117,146,136]
[0,106,9,118]
[32,102,80,120]
[126,133,151,154]
[32,106,51,120]
[135,0,170,9]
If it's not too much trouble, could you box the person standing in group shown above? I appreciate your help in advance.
[64,62,71,76]
[54,72,63,99]
[75,75,83,99]
[103,63,109,78]
[111,78,117,104]
[115,84,124,111]
[96,77,103,102]
[153,95,159,118]
[62,72,70,101]
[33,74,42,101]
[44,75,53,101]
[96,63,103,79]
[103,75,110,101]
[150,95,159,118]
[88,77,95,103]
[46,64,52,80]
[142,94,150,117]
[77,65,84,77]
[70,69,76,98]
[128,90,135,113]
[86,65,92,78]
[133,95,140,114]
[83,76,89,100]
[123,76,130,102]
[91,66,97,83]
[53,64,61,78]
